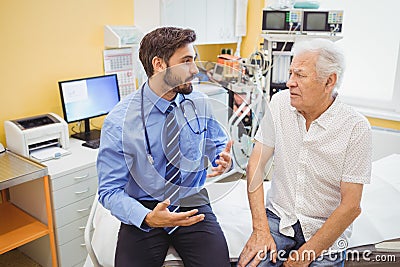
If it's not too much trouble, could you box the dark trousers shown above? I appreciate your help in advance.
[115,203,231,267]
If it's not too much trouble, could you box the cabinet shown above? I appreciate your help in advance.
[9,138,98,267]
[205,0,236,44]
[47,139,98,267]
[0,151,57,267]
[134,0,237,44]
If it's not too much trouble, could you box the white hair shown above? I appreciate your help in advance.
[292,38,346,92]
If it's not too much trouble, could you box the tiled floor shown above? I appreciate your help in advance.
[0,249,41,267]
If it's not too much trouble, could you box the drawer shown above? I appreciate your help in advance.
[54,196,94,227]
[53,178,98,209]
[51,165,97,191]
[55,215,89,245]
[57,234,88,267]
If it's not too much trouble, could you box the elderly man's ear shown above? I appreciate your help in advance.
[325,73,337,92]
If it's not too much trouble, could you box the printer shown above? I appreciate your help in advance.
[4,113,70,159]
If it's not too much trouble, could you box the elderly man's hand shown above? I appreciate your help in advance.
[238,229,277,267]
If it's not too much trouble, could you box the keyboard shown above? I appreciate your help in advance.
[82,139,100,149]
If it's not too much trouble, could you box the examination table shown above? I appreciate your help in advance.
[83,154,400,266]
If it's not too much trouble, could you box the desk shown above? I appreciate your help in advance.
[0,151,57,266]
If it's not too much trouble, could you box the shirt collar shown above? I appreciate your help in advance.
[315,95,341,130]
[291,93,341,130]
[143,82,181,114]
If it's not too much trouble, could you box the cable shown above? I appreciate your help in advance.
[263,22,301,80]
[248,50,269,77]
[71,122,81,134]
[330,24,340,35]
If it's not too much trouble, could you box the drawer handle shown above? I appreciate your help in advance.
[77,206,91,212]
[74,173,90,180]
[79,226,86,230]
[80,243,86,247]
[75,188,90,194]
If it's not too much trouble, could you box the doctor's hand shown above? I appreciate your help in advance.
[238,229,277,267]
[144,199,205,228]
[207,140,233,178]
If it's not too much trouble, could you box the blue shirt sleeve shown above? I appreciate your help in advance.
[97,114,152,231]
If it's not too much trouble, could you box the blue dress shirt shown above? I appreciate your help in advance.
[97,82,229,231]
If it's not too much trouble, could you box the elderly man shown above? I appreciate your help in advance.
[239,38,372,267]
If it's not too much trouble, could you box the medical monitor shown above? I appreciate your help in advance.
[262,9,302,33]
[302,10,343,33]
[58,74,120,141]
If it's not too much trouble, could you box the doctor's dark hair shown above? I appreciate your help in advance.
[139,27,197,77]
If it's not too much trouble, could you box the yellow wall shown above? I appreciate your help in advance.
[0,0,133,144]
[242,0,265,57]
[196,43,236,63]
[367,118,400,130]
[0,0,399,145]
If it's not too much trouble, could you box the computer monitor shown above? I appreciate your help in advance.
[58,74,120,141]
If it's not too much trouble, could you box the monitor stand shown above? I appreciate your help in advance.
[71,129,101,142]
[70,119,101,141]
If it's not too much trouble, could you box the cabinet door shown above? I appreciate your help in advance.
[134,0,161,34]
[223,0,236,43]
[206,0,236,44]
[161,0,185,28]
[184,0,207,44]
[135,0,236,44]
[206,0,225,43]
[161,0,207,44]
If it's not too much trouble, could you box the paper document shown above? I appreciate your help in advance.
[30,146,70,162]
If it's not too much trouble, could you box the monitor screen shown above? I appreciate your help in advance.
[263,11,286,31]
[304,12,327,31]
[58,74,120,141]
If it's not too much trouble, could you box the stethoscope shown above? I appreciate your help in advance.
[140,84,206,165]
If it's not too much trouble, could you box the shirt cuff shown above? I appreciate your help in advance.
[131,205,153,232]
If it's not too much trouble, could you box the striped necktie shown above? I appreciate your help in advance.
[163,103,181,234]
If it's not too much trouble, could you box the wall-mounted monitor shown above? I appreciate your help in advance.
[262,9,302,33]
[58,74,120,141]
[302,10,343,33]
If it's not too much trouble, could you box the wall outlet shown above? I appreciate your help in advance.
[221,48,232,55]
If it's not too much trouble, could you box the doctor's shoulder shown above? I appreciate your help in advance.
[104,92,140,126]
